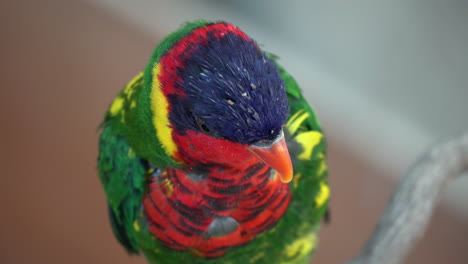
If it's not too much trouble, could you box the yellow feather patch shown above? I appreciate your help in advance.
[294,131,323,160]
[286,110,309,135]
[249,252,265,263]
[123,72,143,98]
[285,109,303,130]
[109,97,124,116]
[110,73,142,118]
[315,181,329,208]
[150,64,177,157]
[161,177,174,197]
[283,232,316,261]
[133,220,140,232]
[293,173,302,189]
[317,157,328,176]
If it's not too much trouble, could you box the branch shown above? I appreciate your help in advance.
[346,132,468,264]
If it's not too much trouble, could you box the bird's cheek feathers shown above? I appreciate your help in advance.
[172,130,256,166]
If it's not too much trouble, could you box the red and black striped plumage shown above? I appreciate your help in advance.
[144,148,290,257]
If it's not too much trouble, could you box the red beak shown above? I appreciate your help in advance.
[248,132,293,183]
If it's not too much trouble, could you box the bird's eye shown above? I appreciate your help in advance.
[195,116,211,133]
[200,122,211,133]
[194,116,224,139]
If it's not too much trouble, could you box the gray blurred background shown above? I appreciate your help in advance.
[1,0,467,263]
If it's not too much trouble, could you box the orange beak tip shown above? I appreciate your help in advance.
[248,134,294,184]
[279,171,293,183]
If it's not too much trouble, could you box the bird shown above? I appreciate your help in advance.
[98,20,329,264]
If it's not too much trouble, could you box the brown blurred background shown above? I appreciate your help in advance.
[1,1,467,263]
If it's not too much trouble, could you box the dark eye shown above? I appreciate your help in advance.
[195,116,211,133]
[194,116,224,139]
[199,122,211,133]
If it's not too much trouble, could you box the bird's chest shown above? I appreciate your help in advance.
[142,162,291,257]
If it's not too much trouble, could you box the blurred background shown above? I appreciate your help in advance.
[1,0,467,263]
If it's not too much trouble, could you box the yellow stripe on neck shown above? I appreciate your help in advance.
[151,64,177,157]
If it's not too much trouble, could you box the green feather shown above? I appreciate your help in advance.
[98,124,146,252]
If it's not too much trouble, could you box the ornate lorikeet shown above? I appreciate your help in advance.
[98,21,329,264]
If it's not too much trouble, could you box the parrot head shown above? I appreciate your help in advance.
[147,22,293,182]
